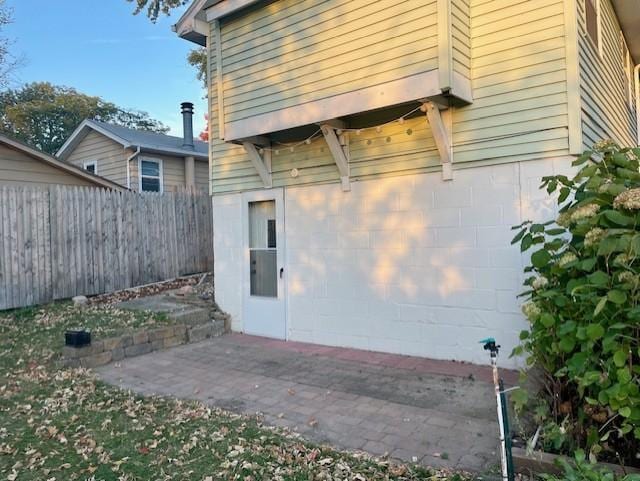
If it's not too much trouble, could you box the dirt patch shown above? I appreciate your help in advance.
[88,273,214,306]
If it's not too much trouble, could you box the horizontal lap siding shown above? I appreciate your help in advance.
[210,0,442,194]
[210,114,442,194]
[66,130,127,186]
[456,0,570,164]
[0,145,94,187]
[577,0,637,149]
[209,17,262,194]
[195,161,209,193]
[220,0,439,124]
[452,0,471,78]
[161,156,187,192]
[208,0,577,195]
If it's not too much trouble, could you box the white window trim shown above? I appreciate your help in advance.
[596,0,603,58]
[584,0,603,59]
[83,160,97,174]
[621,32,633,107]
[138,156,164,193]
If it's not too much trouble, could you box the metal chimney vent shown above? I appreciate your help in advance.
[181,102,195,149]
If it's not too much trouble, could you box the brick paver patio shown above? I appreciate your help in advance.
[98,333,517,471]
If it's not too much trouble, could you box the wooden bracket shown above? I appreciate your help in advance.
[422,101,453,181]
[321,124,350,191]
[317,119,347,130]
[238,135,271,147]
[242,141,272,188]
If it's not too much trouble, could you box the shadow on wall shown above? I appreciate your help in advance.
[284,159,576,367]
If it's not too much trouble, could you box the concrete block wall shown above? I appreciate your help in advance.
[212,194,244,333]
[212,157,576,367]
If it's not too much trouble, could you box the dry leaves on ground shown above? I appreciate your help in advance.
[0,302,468,481]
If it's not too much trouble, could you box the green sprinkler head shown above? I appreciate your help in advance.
[480,337,500,355]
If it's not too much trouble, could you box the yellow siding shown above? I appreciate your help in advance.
[209,18,262,194]
[220,0,439,124]
[452,0,471,78]
[576,0,637,149]
[453,0,570,164]
[207,0,584,194]
[66,130,127,186]
[195,161,209,193]
[0,145,95,187]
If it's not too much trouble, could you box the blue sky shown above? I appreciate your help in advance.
[4,0,207,137]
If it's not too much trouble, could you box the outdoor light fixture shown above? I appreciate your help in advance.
[65,329,91,347]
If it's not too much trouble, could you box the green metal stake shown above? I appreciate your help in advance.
[480,338,515,481]
[499,378,515,481]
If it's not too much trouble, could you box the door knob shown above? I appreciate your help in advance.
[280,267,284,279]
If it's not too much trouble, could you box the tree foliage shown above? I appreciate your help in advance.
[512,141,640,465]
[0,0,19,89]
[128,1,207,87]
[0,82,169,154]
[127,0,189,22]
[187,47,207,88]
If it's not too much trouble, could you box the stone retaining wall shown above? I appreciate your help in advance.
[63,319,224,368]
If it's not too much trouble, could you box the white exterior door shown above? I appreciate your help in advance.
[242,189,286,339]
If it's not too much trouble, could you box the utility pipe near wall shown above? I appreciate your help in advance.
[185,155,196,192]
[126,146,141,190]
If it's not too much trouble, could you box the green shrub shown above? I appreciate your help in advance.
[542,451,640,481]
[512,141,640,463]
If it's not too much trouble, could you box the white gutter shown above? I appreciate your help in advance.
[126,146,141,190]
[635,65,640,146]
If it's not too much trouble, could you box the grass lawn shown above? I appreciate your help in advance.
[0,303,466,481]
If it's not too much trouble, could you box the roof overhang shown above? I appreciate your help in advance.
[204,0,261,22]
[138,146,209,161]
[0,134,125,190]
[173,0,264,45]
[612,0,640,64]
[56,119,130,160]
[172,0,211,46]
[57,120,209,162]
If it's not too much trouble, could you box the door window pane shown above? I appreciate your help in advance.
[249,200,277,297]
[267,219,276,248]
[250,250,277,297]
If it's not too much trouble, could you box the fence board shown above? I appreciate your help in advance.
[0,186,213,310]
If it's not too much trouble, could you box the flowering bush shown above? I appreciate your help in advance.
[512,141,640,464]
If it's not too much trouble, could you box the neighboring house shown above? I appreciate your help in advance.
[56,103,209,193]
[175,0,639,366]
[0,133,123,190]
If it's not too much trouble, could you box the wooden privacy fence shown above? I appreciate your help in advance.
[0,185,214,310]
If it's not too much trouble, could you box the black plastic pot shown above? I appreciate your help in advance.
[65,330,91,347]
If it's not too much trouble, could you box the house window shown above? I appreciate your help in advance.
[585,0,601,55]
[139,158,163,193]
[83,160,97,174]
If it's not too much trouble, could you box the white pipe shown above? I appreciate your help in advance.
[635,65,640,146]
[492,354,509,481]
[126,146,141,190]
